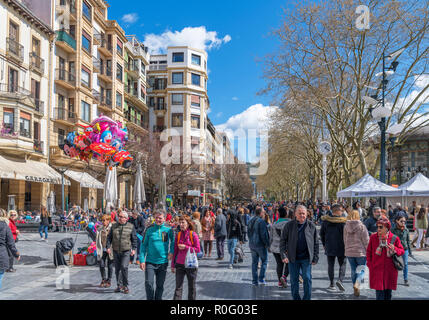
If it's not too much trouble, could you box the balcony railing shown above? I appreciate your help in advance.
[127,60,139,73]
[154,102,166,111]
[125,84,138,97]
[149,65,167,71]
[153,125,166,133]
[0,83,31,96]
[32,98,44,115]
[34,140,44,153]
[53,108,76,121]
[30,52,45,74]
[100,65,112,78]
[98,94,112,108]
[96,34,113,53]
[55,30,77,50]
[19,129,31,139]
[0,124,18,138]
[55,69,76,86]
[6,38,24,62]
[93,57,101,72]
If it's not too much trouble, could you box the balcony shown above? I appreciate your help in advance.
[32,98,44,116]
[29,52,45,74]
[126,60,139,78]
[6,38,24,63]
[0,124,18,139]
[55,30,76,53]
[153,125,166,133]
[34,140,44,154]
[93,57,101,73]
[55,69,76,90]
[53,108,76,126]
[124,84,138,98]
[70,0,77,20]
[98,94,113,110]
[125,113,148,132]
[96,35,113,57]
[19,128,31,139]
[0,83,31,99]
[149,64,167,71]
[99,65,113,83]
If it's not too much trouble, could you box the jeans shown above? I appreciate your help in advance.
[403,250,409,281]
[251,247,268,284]
[173,264,198,300]
[347,257,366,285]
[99,251,114,281]
[376,289,392,300]
[227,238,238,265]
[39,225,48,239]
[216,236,226,259]
[327,256,347,284]
[113,250,131,287]
[130,236,142,263]
[204,241,213,256]
[289,259,312,300]
[0,270,4,289]
[145,262,168,300]
[273,253,289,281]
[197,240,204,259]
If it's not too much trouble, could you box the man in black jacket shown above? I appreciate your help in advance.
[320,204,347,292]
[280,205,319,300]
[129,210,146,264]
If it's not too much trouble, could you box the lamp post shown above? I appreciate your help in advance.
[57,168,67,214]
[388,136,397,185]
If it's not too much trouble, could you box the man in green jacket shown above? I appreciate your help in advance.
[139,210,174,300]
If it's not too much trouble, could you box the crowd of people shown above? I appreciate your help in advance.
[1,198,429,300]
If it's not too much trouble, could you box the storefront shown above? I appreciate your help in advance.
[63,170,104,211]
[0,155,70,211]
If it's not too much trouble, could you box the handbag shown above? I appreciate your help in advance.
[185,247,199,269]
[390,235,404,271]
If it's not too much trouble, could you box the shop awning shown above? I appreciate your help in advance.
[0,155,70,185]
[64,170,104,189]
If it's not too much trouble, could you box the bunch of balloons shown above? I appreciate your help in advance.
[59,115,134,169]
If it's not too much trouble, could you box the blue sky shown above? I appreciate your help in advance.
[106,0,289,161]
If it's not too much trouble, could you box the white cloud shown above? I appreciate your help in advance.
[121,13,139,24]
[143,26,231,55]
[216,112,223,118]
[232,97,239,101]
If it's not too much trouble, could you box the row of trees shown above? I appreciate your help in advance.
[258,0,429,201]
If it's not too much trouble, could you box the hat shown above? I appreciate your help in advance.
[376,217,391,230]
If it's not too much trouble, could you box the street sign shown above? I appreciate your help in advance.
[318,141,332,155]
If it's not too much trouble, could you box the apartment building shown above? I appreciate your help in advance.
[49,0,131,210]
[123,35,149,143]
[0,0,66,211]
[148,46,210,205]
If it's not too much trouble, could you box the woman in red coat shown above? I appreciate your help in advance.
[7,210,19,273]
[366,216,404,300]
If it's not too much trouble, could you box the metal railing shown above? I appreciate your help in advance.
[19,128,31,139]
[34,140,44,153]
[0,124,18,138]
[53,108,76,121]
[30,52,45,74]
[6,38,24,61]
[0,83,31,96]
[125,84,138,97]
[55,69,76,86]
[154,102,166,110]
[100,65,112,77]
[98,35,113,53]
[153,125,166,133]
[55,30,77,50]
[32,99,44,115]
[93,57,101,71]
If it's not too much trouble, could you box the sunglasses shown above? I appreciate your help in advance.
[377,226,384,229]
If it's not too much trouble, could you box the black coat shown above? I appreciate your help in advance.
[53,238,75,267]
[226,211,243,241]
[0,220,19,271]
[319,216,347,257]
[279,219,319,264]
[129,215,146,235]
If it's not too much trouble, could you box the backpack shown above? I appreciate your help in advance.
[177,231,194,246]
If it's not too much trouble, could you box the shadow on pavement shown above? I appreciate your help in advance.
[44,283,114,294]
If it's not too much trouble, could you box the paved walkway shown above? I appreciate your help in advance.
[1,231,429,300]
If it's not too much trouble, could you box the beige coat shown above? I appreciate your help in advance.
[96,224,113,261]
[343,220,369,257]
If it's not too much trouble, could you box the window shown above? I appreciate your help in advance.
[141,61,145,75]
[191,95,200,107]
[82,30,91,53]
[149,97,155,107]
[191,73,201,86]
[191,115,200,129]
[116,63,123,81]
[82,1,92,21]
[19,112,31,138]
[58,128,65,145]
[191,54,201,66]
[172,113,183,127]
[172,72,183,84]
[3,109,14,131]
[81,101,91,122]
[81,66,90,87]
[172,52,184,63]
[171,93,183,105]
[117,39,123,56]
[116,92,122,109]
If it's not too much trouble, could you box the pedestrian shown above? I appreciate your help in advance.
[391,215,412,286]
[129,210,146,265]
[192,212,204,259]
[172,215,200,300]
[415,207,428,251]
[140,210,174,300]
[248,207,270,286]
[226,209,243,269]
[0,209,20,289]
[320,204,347,292]
[201,209,215,258]
[344,210,369,297]
[364,207,382,236]
[106,211,138,294]
[38,206,50,241]
[6,210,19,273]
[95,214,114,288]
[214,208,227,261]
[280,205,319,300]
[269,206,290,288]
[366,217,405,300]
[242,208,251,242]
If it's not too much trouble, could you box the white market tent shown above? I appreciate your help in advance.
[337,174,402,198]
[387,173,429,207]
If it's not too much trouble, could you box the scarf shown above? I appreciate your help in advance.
[376,233,395,257]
